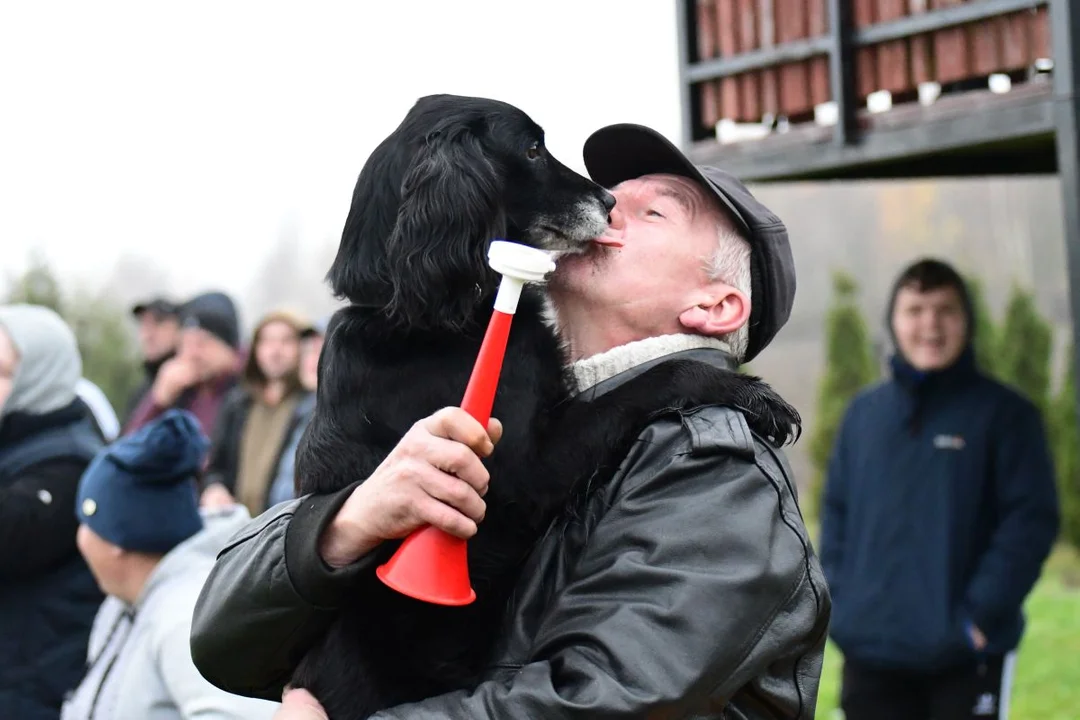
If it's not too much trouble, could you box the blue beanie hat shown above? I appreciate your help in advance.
[76,409,209,554]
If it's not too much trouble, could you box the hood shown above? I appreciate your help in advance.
[135,504,253,608]
[0,304,81,418]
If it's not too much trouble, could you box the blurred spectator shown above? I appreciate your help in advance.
[76,377,121,442]
[0,304,105,720]
[201,310,312,516]
[265,315,326,508]
[61,409,279,719]
[820,258,1060,720]
[122,298,181,427]
[122,291,241,438]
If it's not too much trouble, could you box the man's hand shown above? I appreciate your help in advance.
[968,623,988,651]
[151,357,199,407]
[274,688,328,720]
[319,407,503,568]
[200,482,236,509]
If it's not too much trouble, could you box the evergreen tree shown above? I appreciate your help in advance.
[996,284,1054,417]
[1050,344,1080,551]
[964,274,999,378]
[7,253,65,314]
[808,271,879,517]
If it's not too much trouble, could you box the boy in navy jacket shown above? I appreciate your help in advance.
[820,258,1060,720]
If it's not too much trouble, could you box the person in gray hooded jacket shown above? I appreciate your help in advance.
[190,124,829,719]
[0,304,105,720]
[61,409,280,720]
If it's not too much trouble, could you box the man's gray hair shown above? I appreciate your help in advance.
[705,227,752,361]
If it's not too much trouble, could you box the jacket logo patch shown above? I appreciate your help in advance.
[933,434,966,450]
[972,691,997,716]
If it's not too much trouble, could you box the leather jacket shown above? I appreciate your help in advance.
[191,350,831,719]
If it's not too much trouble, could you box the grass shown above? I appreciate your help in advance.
[812,543,1080,720]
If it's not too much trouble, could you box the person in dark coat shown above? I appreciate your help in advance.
[189,125,829,719]
[0,304,105,720]
[820,258,1060,720]
[121,297,181,428]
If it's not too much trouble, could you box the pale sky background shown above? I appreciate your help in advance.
[0,0,682,324]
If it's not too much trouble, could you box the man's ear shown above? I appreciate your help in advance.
[679,286,750,338]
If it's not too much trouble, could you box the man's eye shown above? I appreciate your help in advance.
[647,209,665,218]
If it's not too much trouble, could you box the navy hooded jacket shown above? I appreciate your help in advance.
[819,346,1060,672]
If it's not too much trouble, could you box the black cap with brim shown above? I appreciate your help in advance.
[131,298,180,319]
[582,123,796,363]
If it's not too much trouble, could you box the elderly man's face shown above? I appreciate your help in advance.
[549,174,746,347]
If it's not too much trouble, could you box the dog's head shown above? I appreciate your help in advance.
[327,94,614,331]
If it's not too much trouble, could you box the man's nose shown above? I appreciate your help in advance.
[606,203,626,229]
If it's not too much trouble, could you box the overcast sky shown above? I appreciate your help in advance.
[0,1,681,310]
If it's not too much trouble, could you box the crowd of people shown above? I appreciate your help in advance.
[0,119,1063,720]
[1,290,326,718]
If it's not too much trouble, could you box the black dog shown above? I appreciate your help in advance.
[290,94,801,719]
[290,94,611,718]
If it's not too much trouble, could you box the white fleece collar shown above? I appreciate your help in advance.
[571,334,732,392]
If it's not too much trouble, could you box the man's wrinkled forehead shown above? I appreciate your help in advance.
[611,173,719,221]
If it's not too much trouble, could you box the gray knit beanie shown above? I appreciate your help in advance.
[0,304,82,418]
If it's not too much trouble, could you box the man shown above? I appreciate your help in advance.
[265,316,326,509]
[123,291,242,438]
[0,304,105,720]
[61,409,280,719]
[122,297,181,427]
[820,258,1060,720]
[190,123,829,719]
[199,309,313,516]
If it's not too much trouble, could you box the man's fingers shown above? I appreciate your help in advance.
[413,435,491,494]
[276,688,329,720]
[487,417,504,446]
[422,407,495,457]
[420,472,487,523]
[416,496,479,540]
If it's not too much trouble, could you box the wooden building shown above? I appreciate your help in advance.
[676,0,1080,400]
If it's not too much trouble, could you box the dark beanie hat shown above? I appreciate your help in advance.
[179,291,241,350]
[76,409,209,554]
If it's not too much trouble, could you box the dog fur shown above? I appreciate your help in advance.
[289,94,801,719]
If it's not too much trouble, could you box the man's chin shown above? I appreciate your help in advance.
[555,242,609,268]
[548,255,587,291]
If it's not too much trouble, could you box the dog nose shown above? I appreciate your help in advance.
[599,190,616,213]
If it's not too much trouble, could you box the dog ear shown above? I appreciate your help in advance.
[384,127,505,331]
[326,139,408,305]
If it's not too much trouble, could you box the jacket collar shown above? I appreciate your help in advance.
[570,334,738,397]
[572,334,737,397]
[888,346,978,433]
[0,398,90,448]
